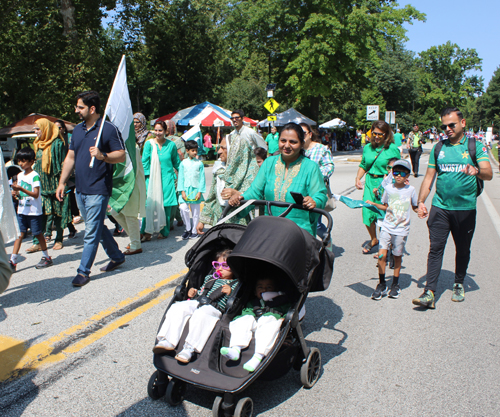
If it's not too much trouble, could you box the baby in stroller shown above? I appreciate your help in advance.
[220,276,291,372]
[153,249,238,363]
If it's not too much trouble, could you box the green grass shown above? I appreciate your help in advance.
[492,143,498,162]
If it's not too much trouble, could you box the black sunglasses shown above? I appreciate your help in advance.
[440,123,457,131]
[393,171,409,177]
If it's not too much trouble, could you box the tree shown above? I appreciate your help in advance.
[481,66,500,131]
[415,41,483,125]
[222,0,424,120]
[0,0,124,126]
[116,0,229,119]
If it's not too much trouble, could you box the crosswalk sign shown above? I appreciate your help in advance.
[264,98,280,114]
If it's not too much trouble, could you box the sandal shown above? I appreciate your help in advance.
[140,234,152,242]
[45,235,52,243]
[26,244,41,253]
[53,241,64,250]
[362,240,378,254]
[156,235,168,240]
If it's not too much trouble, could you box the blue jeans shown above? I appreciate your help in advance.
[76,192,125,276]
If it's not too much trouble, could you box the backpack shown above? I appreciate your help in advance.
[433,137,484,196]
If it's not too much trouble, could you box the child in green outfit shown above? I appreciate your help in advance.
[221,277,291,372]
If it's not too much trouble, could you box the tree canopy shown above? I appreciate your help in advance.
[0,0,493,134]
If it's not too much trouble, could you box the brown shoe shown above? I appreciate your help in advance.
[26,244,41,253]
[123,248,142,256]
[53,242,64,250]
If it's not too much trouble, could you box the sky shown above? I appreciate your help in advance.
[402,0,499,88]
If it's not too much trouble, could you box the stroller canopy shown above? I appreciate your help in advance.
[228,217,322,293]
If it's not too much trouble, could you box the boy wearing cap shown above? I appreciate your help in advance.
[366,159,418,300]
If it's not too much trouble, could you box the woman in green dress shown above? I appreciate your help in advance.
[355,120,401,254]
[141,120,180,241]
[229,122,327,236]
[29,118,71,252]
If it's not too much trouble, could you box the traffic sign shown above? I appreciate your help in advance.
[385,111,396,124]
[264,98,280,114]
[267,115,277,121]
[366,105,379,121]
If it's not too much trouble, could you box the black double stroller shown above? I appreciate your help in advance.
[147,200,334,416]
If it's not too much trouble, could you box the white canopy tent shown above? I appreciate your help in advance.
[319,118,346,129]
[258,108,316,127]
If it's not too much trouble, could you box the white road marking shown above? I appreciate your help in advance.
[480,191,500,240]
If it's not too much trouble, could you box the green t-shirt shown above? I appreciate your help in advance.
[265,132,280,154]
[393,133,402,147]
[428,137,489,210]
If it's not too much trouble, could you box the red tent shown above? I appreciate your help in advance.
[0,113,76,136]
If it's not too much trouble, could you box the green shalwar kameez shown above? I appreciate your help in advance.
[33,138,71,244]
[199,129,259,226]
[141,139,180,237]
[359,143,401,226]
[242,155,327,236]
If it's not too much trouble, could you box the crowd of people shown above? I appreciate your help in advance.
[0,97,493,312]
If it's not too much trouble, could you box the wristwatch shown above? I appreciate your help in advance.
[102,152,108,160]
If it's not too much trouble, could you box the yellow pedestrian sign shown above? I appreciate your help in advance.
[264,98,280,114]
[267,115,277,121]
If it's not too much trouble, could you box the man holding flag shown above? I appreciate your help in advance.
[56,90,126,287]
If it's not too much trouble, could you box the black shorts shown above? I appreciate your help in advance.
[17,214,43,236]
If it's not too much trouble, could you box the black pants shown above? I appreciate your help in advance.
[408,148,421,175]
[425,206,476,292]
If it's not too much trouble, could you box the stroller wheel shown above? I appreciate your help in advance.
[212,396,223,417]
[300,347,321,389]
[165,378,187,406]
[147,370,168,400]
[234,397,253,417]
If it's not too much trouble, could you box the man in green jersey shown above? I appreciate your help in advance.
[406,124,424,177]
[413,107,492,308]
[265,126,280,155]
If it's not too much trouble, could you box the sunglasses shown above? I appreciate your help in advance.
[386,165,394,171]
[230,117,241,120]
[212,261,230,270]
[440,123,457,131]
[393,171,409,177]
[372,132,385,137]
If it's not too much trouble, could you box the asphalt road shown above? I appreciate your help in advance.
[1,148,500,416]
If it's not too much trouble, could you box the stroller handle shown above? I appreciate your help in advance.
[220,199,333,246]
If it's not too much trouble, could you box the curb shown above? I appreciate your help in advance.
[487,148,498,168]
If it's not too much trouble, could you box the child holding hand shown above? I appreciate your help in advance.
[366,159,418,300]
[221,277,291,372]
[153,249,238,363]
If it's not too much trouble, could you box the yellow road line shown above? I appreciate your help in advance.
[0,268,187,382]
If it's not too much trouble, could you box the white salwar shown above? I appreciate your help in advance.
[144,142,166,234]
[229,315,283,357]
[156,300,221,353]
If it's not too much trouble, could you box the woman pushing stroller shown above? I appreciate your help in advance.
[153,249,238,363]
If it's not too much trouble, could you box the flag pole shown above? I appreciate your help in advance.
[89,54,126,168]
[89,112,107,168]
